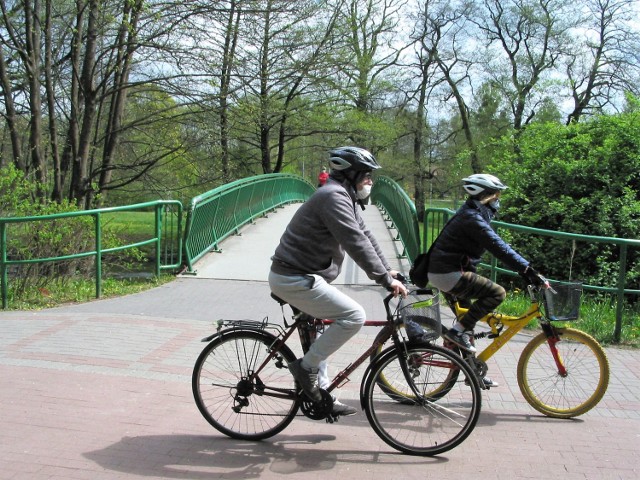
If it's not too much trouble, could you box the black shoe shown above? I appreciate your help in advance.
[289,359,322,402]
[443,329,477,353]
[408,331,438,343]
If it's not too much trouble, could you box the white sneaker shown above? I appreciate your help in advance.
[482,376,499,388]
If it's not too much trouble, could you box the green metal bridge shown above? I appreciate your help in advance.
[1,173,638,341]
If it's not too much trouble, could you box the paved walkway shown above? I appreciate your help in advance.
[1,204,639,479]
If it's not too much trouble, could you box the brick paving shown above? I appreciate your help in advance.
[1,205,638,479]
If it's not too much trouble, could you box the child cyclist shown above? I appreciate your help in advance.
[427,174,547,385]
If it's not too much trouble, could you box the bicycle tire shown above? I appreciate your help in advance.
[371,341,460,403]
[192,329,300,440]
[370,324,460,403]
[363,343,481,456]
[517,327,610,418]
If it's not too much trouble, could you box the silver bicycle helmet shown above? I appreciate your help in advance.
[328,146,381,172]
[462,173,507,196]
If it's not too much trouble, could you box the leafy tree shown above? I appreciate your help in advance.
[490,113,640,289]
[474,0,574,131]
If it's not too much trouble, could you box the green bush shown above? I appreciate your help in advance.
[490,113,640,291]
[1,164,146,300]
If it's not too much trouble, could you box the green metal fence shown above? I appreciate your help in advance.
[424,207,640,341]
[183,173,314,272]
[6,175,636,343]
[0,200,183,309]
[371,176,421,263]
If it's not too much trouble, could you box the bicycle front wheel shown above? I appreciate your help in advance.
[192,330,299,440]
[363,344,481,456]
[517,327,610,418]
[372,341,460,403]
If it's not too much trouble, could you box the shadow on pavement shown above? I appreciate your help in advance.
[84,433,446,478]
[476,411,585,428]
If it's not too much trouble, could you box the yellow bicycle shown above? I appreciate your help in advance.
[440,281,610,418]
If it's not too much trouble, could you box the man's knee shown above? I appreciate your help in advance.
[340,305,366,331]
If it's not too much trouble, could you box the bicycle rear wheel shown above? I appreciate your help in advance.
[517,327,610,418]
[192,330,299,440]
[363,344,481,456]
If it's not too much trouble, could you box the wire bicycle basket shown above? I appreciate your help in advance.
[542,282,583,321]
[397,289,442,341]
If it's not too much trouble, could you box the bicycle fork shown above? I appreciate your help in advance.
[541,323,568,377]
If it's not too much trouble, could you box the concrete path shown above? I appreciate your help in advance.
[1,204,638,479]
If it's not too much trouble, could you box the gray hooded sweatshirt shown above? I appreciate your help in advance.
[270,176,393,288]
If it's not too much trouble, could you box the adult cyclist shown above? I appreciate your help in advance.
[269,146,407,416]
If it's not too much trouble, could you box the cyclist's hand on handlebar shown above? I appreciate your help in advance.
[389,270,407,284]
[389,278,408,298]
[521,265,550,289]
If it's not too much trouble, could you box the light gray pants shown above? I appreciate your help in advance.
[268,271,366,389]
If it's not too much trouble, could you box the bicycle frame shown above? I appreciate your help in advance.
[447,286,566,370]
[215,293,435,405]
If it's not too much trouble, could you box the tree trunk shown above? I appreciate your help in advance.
[259,0,273,174]
[97,0,144,204]
[219,0,241,182]
[0,47,24,171]
[44,0,62,202]
[70,0,99,207]
[24,0,46,196]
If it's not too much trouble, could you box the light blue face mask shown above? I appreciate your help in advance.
[489,199,500,210]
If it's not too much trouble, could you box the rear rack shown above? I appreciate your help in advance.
[214,317,286,335]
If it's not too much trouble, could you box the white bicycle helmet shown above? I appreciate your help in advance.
[462,173,507,196]
[328,146,381,172]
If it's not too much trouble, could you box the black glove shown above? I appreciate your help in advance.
[521,265,546,287]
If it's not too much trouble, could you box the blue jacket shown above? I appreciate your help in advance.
[428,199,529,275]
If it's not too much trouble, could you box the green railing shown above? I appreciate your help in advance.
[371,176,421,263]
[424,207,640,341]
[0,200,183,309]
[183,173,314,271]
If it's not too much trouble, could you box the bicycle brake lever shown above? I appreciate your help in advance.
[539,275,556,294]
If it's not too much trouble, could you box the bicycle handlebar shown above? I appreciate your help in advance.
[383,282,436,321]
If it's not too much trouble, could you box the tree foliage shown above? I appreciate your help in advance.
[490,113,640,288]
[0,0,638,211]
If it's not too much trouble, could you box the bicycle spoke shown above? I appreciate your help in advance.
[517,328,609,418]
[193,331,299,440]
[364,344,481,456]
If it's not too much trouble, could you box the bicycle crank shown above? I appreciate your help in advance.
[299,389,333,421]
[466,356,488,384]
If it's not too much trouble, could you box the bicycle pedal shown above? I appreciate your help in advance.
[326,414,339,424]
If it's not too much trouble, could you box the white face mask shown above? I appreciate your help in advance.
[489,198,500,210]
[356,184,372,200]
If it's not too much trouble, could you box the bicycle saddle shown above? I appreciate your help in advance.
[270,292,304,316]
